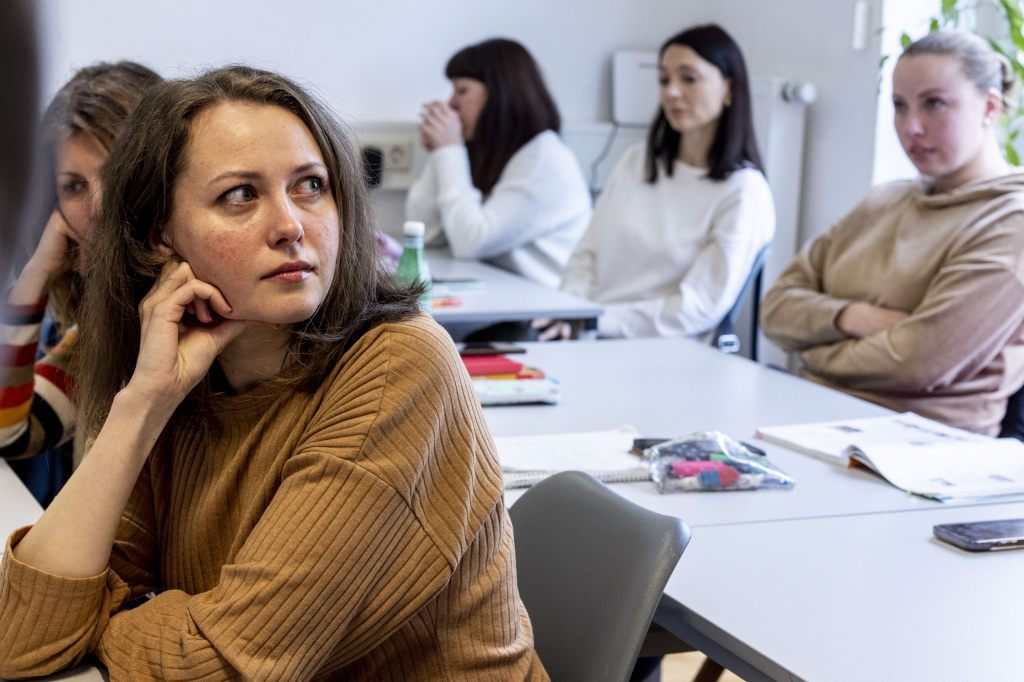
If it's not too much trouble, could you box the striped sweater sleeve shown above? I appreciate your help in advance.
[0,299,77,460]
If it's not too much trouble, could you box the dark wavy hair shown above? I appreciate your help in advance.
[40,60,162,329]
[78,65,420,435]
[445,38,561,195]
[645,24,763,183]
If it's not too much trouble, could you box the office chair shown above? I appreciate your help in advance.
[508,471,692,682]
[1000,384,1024,441]
[711,245,770,360]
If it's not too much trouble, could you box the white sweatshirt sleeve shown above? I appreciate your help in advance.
[404,157,446,247]
[429,135,583,260]
[560,153,634,297]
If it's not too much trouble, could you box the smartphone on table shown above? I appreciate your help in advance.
[459,341,526,356]
[933,518,1024,552]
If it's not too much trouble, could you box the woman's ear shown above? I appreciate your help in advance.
[148,228,175,256]
[984,87,1002,125]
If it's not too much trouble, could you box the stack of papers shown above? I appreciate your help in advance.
[495,426,650,488]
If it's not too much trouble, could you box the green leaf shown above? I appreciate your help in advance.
[900,32,912,49]
[930,18,940,32]
[1005,141,1020,166]
[996,0,1024,53]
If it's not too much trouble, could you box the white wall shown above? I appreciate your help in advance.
[37,0,702,122]
[683,0,886,243]
[38,0,887,256]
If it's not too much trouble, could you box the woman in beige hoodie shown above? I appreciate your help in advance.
[762,30,1024,435]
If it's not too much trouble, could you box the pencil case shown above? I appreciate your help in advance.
[643,430,794,493]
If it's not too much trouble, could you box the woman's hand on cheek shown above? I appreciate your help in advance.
[27,210,75,282]
[127,261,249,409]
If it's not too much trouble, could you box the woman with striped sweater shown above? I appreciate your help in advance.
[1,62,161,481]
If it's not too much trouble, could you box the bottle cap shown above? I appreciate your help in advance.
[402,221,425,238]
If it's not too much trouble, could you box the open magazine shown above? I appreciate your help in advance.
[757,413,1024,501]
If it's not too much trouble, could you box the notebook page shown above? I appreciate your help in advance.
[495,426,642,473]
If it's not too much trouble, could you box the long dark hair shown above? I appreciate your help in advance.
[645,24,763,183]
[445,38,561,195]
[78,65,420,436]
[39,61,162,330]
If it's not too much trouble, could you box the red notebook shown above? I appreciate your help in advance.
[461,354,524,376]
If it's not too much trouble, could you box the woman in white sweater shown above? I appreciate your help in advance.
[539,25,775,339]
[405,38,591,289]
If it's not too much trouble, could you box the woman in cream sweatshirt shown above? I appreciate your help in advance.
[405,38,590,289]
[762,30,1024,435]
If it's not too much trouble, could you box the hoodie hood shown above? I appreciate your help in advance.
[914,169,1024,209]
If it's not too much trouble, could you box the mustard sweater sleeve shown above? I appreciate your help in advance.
[0,467,156,679]
[96,457,448,680]
[2,318,527,681]
[95,324,481,680]
[800,214,1024,392]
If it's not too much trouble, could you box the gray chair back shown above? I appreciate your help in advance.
[712,244,770,360]
[508,471,692,682]
[1000,383,1024,441]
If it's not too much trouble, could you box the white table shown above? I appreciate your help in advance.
[0,461,104,681]
[487,337,1024,680]
[0,460,42,541]
[656,501,1024,681]
[491,338,1023,526]
[427,250,602,327]
[5,338,1021,681]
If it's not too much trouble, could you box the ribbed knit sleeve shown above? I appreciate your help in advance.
[0,527,131,678]
[98,458,449,680]
[1,315,543,681]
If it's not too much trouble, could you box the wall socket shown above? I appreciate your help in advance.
[384,140,412,172]
[356,124,420,190]
[360,136,413,173]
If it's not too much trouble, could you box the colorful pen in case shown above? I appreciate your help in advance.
[669,460,733,477]
[667,472,764,492]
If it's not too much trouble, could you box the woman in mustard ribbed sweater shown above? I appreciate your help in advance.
[0,66,546,681]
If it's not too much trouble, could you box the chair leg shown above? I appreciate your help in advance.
[692,657,725,682]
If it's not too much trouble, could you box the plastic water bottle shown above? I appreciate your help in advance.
[395,220,432,310]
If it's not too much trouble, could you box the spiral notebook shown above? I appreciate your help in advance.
[494,426,651,489]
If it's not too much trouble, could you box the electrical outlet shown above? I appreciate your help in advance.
[384,141,412,172]
[359,134,415,175]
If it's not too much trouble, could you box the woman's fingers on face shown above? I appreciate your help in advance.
[193,297,213,324]
[184,278,233,319]
[152,278,226,323]
[141,261,190,314]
